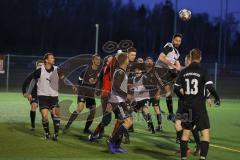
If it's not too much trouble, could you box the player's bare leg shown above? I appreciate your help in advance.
[199,129,210,160]
[89,103,112,141]
[40,109,50,139]
[175,119,183,143]
[63,102,85,133]
[108,117,133,154]
[84,105,96,134]
[142,106,155,134]
[153,105,163,131]
[165,85,174,121]
[180,129,191,159]
[52,106,61,141]
[30,103,37,131]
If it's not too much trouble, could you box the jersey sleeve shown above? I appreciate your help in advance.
[22,68,41,94]
[173,71,184,99]
[113,70,128,96]
[162,43,173,55]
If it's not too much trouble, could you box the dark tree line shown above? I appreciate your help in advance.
[0,0,239,64]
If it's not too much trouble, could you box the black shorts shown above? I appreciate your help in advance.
[38,96,59,110]
[149,98,159,107]
[154,67,178,86]
[112,102,130,120]
[134,99,150,111]
[182,112,210,131]
[77,95,96,109]
[30,95,38,105]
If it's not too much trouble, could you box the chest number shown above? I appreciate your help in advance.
[185,79,198,95]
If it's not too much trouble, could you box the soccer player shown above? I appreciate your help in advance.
[88,55,113,141]
[145,57,163,131]
[155,34,182,120]
[107,52,132,154]
[132,63,155,134]
[173,49,220,160]
[24,53,65,141]
[63,54,101,134]
[22,60,44,131]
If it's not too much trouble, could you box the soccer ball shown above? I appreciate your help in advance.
[179,9,191,21]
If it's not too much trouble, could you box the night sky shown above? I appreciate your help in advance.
[123,0,240,21]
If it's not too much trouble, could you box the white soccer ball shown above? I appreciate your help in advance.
[179,9,191,21]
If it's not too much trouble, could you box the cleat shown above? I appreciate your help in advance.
[44,133,51,140]
[52,134,58,141]
[115,146,127,154]
[88,134,98,143]
[83,129,92,134]
[155,125,163,132]
[106,139,116,154]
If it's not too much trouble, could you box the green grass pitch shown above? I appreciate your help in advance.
[0,92,240,160]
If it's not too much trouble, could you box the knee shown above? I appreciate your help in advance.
[175,121,182,131]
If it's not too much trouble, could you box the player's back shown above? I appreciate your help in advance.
[177,62,209,109]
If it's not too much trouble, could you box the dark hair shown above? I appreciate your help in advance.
[173,33,183,39]
[145,57,153,61]
[43,53,54,61]
[117,52,128,66]
[190,49,202,61]
[103,55,113,66]
[127,47,136,53]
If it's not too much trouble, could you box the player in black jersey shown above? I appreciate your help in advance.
[174,49,220,160]
[22,60,44,131]
[145,57,163,131]
[63,55,102,134]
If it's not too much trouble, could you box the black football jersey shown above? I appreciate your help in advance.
[175,62,212,111]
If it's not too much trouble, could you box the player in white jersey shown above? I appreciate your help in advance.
[24,53,67,141]
[155,34,182,120]
[132,63,155,134]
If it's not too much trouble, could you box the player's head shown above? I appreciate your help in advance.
[117,52,129,68]
[134,63,144,77]
[190,49,202,63]
[92,54,101,66]
[103,55,113,66]
[185,54,191,66]
[43,53,55,65]
[145,57,154,68]
[36,60,44,69]
[137,57,144,63]
[172,33,182,48]
[127,47,137,62]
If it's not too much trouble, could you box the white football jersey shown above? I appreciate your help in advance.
[37,65,59,96]
[155,43,180,69]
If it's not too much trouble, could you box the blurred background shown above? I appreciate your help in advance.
[0,0,239,98]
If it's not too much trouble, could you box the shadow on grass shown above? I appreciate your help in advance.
[133,147,178,160]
